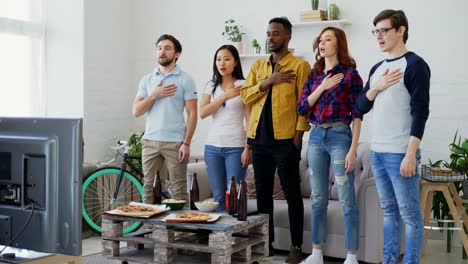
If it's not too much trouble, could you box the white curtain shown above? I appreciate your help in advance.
[0,1,45,117]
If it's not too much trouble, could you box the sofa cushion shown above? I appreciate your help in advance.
[247,198,351,236]
[245,165,285,200]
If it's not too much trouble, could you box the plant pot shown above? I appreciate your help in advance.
[311,0,319,10]
[253,46,261,54]
[327,0,340,20]
[462,179,468,199]
[230,41,243,55]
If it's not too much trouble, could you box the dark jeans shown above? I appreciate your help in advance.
[251,142,304,247]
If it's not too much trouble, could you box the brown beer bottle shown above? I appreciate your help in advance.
[228,176,238,215]
[189,173,199,210]
[153,171,162,204]
[237,180,247,221]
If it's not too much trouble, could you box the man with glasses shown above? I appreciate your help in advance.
[356,10,430,264]
[133,34,198,204]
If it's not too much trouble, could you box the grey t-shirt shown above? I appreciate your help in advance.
[356,52,430,153]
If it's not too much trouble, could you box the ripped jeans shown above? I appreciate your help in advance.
[307,124,359,251]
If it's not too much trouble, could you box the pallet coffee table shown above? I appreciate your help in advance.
[101,211,269,264]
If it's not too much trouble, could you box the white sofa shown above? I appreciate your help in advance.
[188,142,384,263]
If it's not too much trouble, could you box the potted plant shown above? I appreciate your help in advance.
[127,131,143,176]
[251,38,261,54]
[222,18,245,54]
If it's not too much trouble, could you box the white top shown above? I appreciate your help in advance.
[203,79,246,147]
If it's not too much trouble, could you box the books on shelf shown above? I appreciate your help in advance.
[299,10,327,22]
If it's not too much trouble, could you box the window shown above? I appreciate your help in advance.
[0,0,45,116]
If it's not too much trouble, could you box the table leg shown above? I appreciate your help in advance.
[420,183,434,256]
[249,220,269,257]
[209,231,232,264]
[152,225,175,264]
[101,219,122,256]
[443,187,468,255]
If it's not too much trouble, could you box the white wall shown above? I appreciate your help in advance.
[81,0,468,164]
[83,0,135,163]
[45,0,84,117]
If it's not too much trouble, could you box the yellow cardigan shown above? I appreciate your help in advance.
[241,52,311,140]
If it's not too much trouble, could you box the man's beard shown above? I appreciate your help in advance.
[159,57,175,67]
[269,42,286,53]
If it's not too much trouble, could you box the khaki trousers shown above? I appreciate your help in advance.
[141,139,188,203]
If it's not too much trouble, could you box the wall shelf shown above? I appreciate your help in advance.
[292,20,350,28]
[240,54,304,59]
[240,54,270,59]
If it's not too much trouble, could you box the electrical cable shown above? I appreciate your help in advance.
[0,200,35,255]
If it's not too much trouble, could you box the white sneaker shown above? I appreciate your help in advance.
[343,256,358,264]
[300,253,323,264]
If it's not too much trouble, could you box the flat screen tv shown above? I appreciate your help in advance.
[0,117,83,256]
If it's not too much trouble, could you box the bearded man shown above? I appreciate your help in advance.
[133,34,198,203]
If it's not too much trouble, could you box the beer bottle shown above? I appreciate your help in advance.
[153,171,162,204]
[237,180,247,221]
[189,173,199,210]
[228,176,238,215]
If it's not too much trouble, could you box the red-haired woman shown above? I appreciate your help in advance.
[297,27,363,264]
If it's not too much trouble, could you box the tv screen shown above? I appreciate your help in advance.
[0,117,83,256]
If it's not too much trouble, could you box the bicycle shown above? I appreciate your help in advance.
[82,140,145,235]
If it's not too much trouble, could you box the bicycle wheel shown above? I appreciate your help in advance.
[82,167,145,234]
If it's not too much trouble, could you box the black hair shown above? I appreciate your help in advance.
[268,17,292,35]
[211,45,244,95]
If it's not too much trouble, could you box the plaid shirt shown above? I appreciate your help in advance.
[297,64,363,125]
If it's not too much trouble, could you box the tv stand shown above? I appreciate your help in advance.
[0,246,81,264]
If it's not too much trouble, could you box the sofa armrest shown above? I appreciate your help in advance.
[187,161,212,200]
[357,177,383,263]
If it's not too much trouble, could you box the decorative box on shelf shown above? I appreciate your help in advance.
[421,164,466,182]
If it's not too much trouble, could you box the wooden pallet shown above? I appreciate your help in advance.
[101,212,269,264]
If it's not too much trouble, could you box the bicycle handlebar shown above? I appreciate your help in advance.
[97,140,131,167]
[113,140,128,151]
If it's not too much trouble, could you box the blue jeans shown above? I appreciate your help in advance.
[371,151,423,264]
[204,145,246,211]
[308,124,359,251]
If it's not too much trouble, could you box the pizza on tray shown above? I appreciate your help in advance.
[115,204,161,217]
[166,212,212,222]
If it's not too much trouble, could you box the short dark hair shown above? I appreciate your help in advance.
[156,34,182,53]
[373,9,409,43]
[268,17,292,35]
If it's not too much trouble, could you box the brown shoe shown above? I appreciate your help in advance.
[285,246,303,263]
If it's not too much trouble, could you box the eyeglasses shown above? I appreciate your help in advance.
[371,27,394,36]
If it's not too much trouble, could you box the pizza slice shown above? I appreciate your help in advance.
[166,212,212,222]
[115,204,161,217]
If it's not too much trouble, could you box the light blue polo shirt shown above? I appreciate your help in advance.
[137,65,198,142]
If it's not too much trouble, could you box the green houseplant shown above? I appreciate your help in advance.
[251,38,261,54]
[127,131,144,176]
[222,18,245,42]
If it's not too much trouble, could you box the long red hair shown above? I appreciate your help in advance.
[313,27,356,70]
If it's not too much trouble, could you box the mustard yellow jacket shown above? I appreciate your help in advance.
[241,52,311,140]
